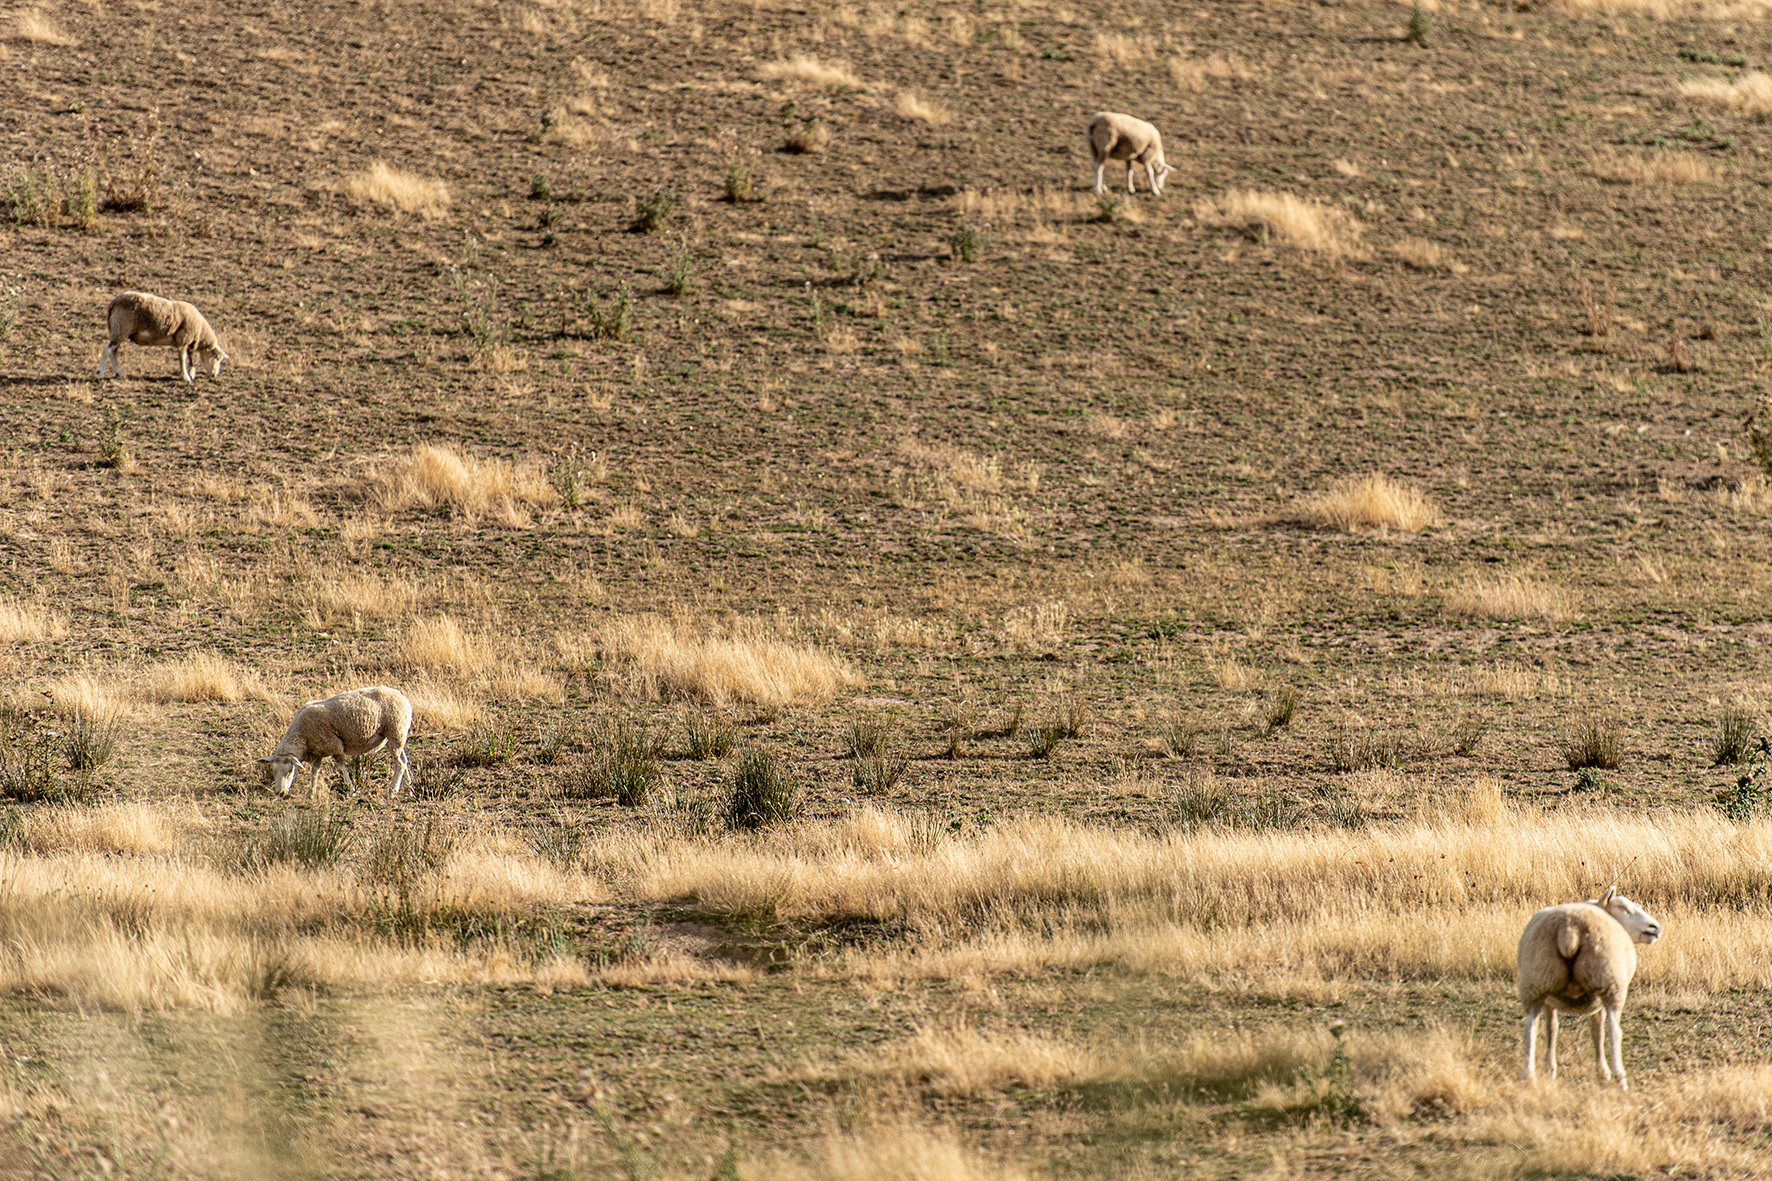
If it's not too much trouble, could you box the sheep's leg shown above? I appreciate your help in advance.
[180,344,197,384]
[388,747,410,798]
[1092,159,1106,196]
[1545,1010,1559,1079]
[337,756,359,794]
[98,342,112,379]
[1520,1005,1540,1080]
[1126,162,1137,195]
[1591,1012,1611,1082]
[1605,1008,1627,1089]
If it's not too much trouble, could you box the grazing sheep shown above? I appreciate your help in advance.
[258,686,413,799]
[1087,112,1175,197]
[1519,886,1662,1089]
[98,291,228,384]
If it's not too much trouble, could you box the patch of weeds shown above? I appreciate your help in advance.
[590,1094,666,1181]
[453,723,517,768]
[0,274,22,347]
[6,165,59,228]
[452,269,509,365]
[549,444,597,509]
[782,118,830,155]
[664,234,694,295]
[535,720,579,766]
[1167,769,1229,829]
[585,289,634,342]
[948,219,987,263]
[0,731,85,803]
[1716,738,1772,821]
[406,756,466,800]
[724,150,761,203]
[65,710,117,771]
[99,408,133,470]
[725,744,800,830]
[1316,783,1367,828]
[243,808,353,870]
[1285,1026,1368,1126]
[0,809,22,852]
[1157,717,1200,758]
[1092,195,1122,224]
[529,175,553,201]
[940,699,974,759]
[562,716,660,805]
[1406,0,1433,47]
[651,784,721,839]
[1561,711,1623,770]
[100,107,165,213]
[1053,695,1091,738]
[1573,766,1616,796]
[1748,394,1772,479]
[1260,687,1299,737]
[684,709,735,760]
[1574,269,1614,338]
[1026,724,1064,760]
[847,718,909,793]
[1449,718,1488,758]
[1236,785,1305,831]
[631,187,677,233]
[366,816,456,888]
[541,230,564,249]
[528,816,583,869]
[826,246,888,288]
[982,700,1025,740]
[1713,707,1757,767]
[1327,726,1405,773]
[63,166,99,232]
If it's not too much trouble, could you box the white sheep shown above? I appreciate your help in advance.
[1518,886,1662,1089]
[98,291,228,384]
[258,686,413,799]
[1087,112,1175,197]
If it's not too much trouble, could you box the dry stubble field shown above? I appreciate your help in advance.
[2,0,1772,1175]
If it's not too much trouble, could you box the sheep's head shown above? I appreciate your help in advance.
[257,754,305,796]
[1150,159,1176,197]
[1595,886,1662,945]
[197,344,228,378]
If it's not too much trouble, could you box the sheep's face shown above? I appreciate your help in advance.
[1150,159,1176,197]
[197,345,227,378]
[258,754,305,796]
[1597,893,1662,945]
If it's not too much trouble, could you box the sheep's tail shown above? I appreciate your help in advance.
[1555,921,1582,960]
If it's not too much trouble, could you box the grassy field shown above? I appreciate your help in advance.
[4,0,1772,1174]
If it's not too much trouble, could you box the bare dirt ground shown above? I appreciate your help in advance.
[2,0,1772,1175]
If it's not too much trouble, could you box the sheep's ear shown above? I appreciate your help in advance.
[1599,884,1617,907]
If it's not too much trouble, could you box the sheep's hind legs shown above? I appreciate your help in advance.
[387,748,411,798]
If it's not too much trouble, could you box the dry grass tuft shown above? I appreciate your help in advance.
[371,443,555,520]
[845,1021,1101,1096]
[1679,70,1772,113]
[345,162,452,218]
[1282,474,1442,534]
[1391,236,1467,273]
[300,570,427,627]
[1193,190,1365,257]
[1588,148,1718,185]
[1444,573,1572,622]
[590,615,859,709]
[894,89,952,125]
[767,1124,1032,1181]
[0,600,68,643]
[12,9,75,44]
[42,670,131,720]
[22,803,181,855]
[397,615,498,673]
[404,679,482,730]
[1168,51,1259,91]
[759,55,861,90]
[141,653,271,704]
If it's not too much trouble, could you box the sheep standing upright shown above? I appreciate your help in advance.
[259,686,413,799]
[1518,887,1662,1089]
[1086,112,1175,197]
[98,291,228,384]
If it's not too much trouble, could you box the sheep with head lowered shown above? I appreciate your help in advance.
[1518,886,1662,1089]
[98,291,228,384]
[1086,111,1175,197]
[259,686,413,799]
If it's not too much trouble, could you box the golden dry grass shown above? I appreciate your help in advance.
[758,55,862,90]
[1679,70,1772,114]
[1281,474,1442,534]
[344,161,452,218]
[1001,601,1068,649]
[372,443,554,520]
[1391,235,1467,273]
[1588,148,1718,185]
[404,679,482,730]
[765,1125,1032,1181]
[140,652,272,704]
[894,89,952,125]
[0,600,67,643]
[1168,51,1259,90]
[12,9,74,45]
[0,818,605,1013]
[41,669,131,720]
[299,570,426,627]
[397,614,498,673]
[842,1021,1101,1095]
[1193,190,1365,257]
[590,614,859,709]
[1444,573,1572,622]
[599,805,1772,992]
